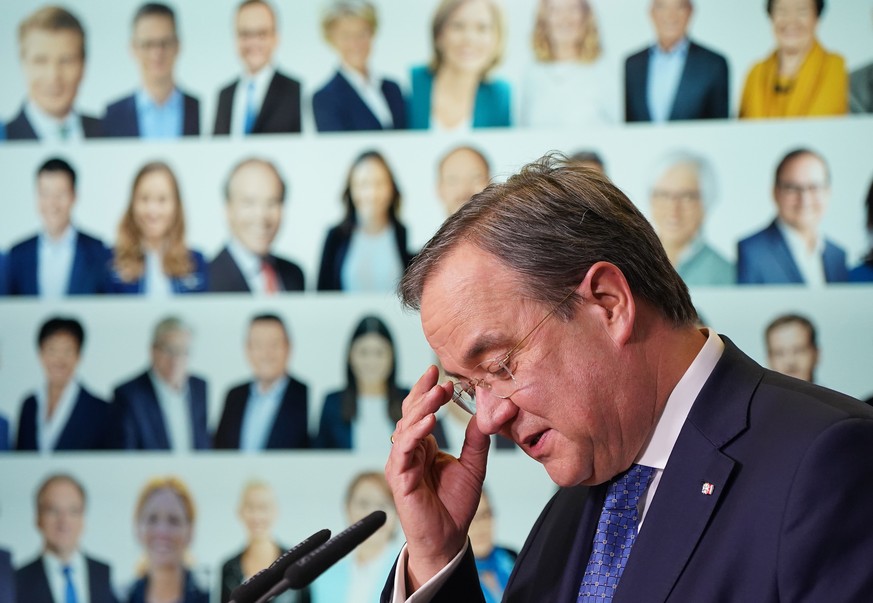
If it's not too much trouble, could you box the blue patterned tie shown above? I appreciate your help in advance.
[62,565,78,603]
[244,80,257,134]
[578,464,655,602]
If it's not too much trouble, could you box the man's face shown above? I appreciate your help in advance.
[767,322,818,382]
[151,328,191,389]
[39,332,81,389]
[37,479,84,559]
[246,320,290,385]
[650,0,692,50]
[20,28,85,119]
[131,14,179,85]
[437,149,490,216]
[773,153,830,236]
[421,244,649,488]
[327,15,373,74]
[37,171,76,239]
[650,162,705,251]
[226,163,283,256]
[235,3,277,75]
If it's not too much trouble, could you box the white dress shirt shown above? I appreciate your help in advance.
[35,380,81,453]
[647,38,690,123]
[142,251,173,296]
[338,64,395,128]
[227,238,273,294]
[392,329,725,602]
[240,376,288,451]
[24,101,84,141]
[42,549,91,603]
[341,227,404,292]
[149,370,193,452]
[231,66,275,136]
[38,226,76,298]
[776,219,827,286]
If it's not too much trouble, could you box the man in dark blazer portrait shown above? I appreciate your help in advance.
[112,316,210,450]
[214,314,309,450]
[15,474,116,603]
[208,158,305,293]
[738,148,848,285]
[213,0,301,135]
[7,6,102,141]
[102,2,200,138]
[381,156,873,602]
[624,0,729,122]
[8,157,109,298]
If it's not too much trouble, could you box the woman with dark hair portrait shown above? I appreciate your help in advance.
[126,476,208,603]
[850,177,873,282]
[316,150,413,292]
[739,0,846,118]
[107,161,207,294]
[313,0,406,131]
[408,0,510,130]
[314,315,446,450]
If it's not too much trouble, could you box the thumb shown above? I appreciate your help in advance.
[458,415,490,479]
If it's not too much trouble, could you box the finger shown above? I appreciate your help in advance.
[398,370,452,429]
[457,415,490,480]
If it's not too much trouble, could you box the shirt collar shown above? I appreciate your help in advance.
[42,548,85,571]
[245,64,275,88]
[651,36,690,58]
[227,238,264,279]
[135,87,182,111]
[250,374,288,398]
[636,328,725,470]
[39,225,76,248]
[25,100,76,130]
[775,218,824,255]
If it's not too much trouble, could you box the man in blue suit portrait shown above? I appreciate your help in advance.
[380,156,873,602]
[112,316,210,451]
[7,157,110,297]
[738,148,849,285]
[624,0,729,122]
[213,314,309,450]
[15,474,116,603]
[102,3,200,138]
[6,6,102,141]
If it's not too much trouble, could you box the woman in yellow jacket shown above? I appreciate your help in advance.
[740,0,847,118]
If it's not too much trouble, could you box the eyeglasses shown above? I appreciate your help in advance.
[134,37,178,52]
[777,182,827,197]
[450,288,576,415]
[651,189,701,205]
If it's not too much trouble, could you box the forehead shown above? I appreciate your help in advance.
[780,154,826,180]
[40,480,83,506]
[249,320,287,340]
[769,322,811,343]
[22,28,83,57]
[38,171,74,191]
[421,244,529,370]
[442,149,488,176]
[230,163,281,196]
[134,14,175,36]
[656,162,699,188]
[237,3,274,28]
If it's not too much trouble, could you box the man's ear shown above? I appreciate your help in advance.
[578,261,635,346]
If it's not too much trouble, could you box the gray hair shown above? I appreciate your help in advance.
[400,153,697,327]
[152,316,191,347]
[320,0,377,40]
[648,150,718,213]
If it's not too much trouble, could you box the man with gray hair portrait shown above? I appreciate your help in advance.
[648,150,733,285]
[111,316,210,450]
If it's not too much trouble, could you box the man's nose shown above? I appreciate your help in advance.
[474,388,517,435]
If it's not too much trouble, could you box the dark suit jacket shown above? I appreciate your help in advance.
[317,222,414,291]
[312,71,407,132]
[213,70,301,135]
[126,570,207,603]
[213,376,309,449]
[315,389,448,449]
[6,106,103,140]
[737,220,849,284]
[625,40,729,122]
[0,549,13,603]
[208,247,304,293]
[102,90,200,137]
[112,371,210,450]
[0,252,8,295]
[8,231,110,296]
[16,386,112,451]
[0,414,9,451]
[15,554,117,603]
[383,338,873,602]
[105,249,208,294]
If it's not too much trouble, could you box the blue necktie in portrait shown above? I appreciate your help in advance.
[63,565,78,603]
[244,80,257,134]
[578,464,655,603]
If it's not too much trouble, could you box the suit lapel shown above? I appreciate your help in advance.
[141,376,171,449]
[670,44,698,120]
[766,222,804,282]
[616,338,759,603]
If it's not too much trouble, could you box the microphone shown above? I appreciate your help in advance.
[228,528,331,603]
[284,510,387,590]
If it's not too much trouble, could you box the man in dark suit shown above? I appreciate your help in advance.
[0,547,13,603]
[103,3,200,138]
[8,158,109,297]
[213,0,301,135]
[15,474,116,603]
[7,6,102,141]
[624,0,728,122]
[16,317,113,452]
[738,148,849,284]
[214,314,309,449]
[112,316,210,450]
[381,156,873,601]
[209,158,305,293]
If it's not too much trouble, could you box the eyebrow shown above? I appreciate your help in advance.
[443,332,511,379]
